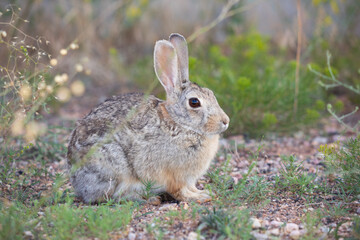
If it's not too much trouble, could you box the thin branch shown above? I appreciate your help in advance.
[293,0,302,117]
[327,104,359,132]
[308,52,360,95]
[187,0,261,43]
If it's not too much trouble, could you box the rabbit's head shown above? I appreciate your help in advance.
[154,34,229,135]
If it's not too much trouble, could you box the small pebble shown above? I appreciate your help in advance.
[312,136,327,145]
[187,232,198,240]
[180,202,189,210]
[251,231,268,240]
[270,220,283,228]
[261,220,270,228]
[24,231,33,239]
[159,203,177,211]
[37,211,45,216]
[269,228,280,236]
[289,230,301,240]
[147,196,161,206]
[251,218,262,229]
[285,223,299,234]
[128,232,136,240]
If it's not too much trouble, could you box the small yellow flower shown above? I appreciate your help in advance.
[85,69,92,75]
[19,84,32,101]
[126,5,141,19]
[11,112,25,136]
[61,73,69,82]
[56,87,71,102]
[70,80,85,97]
[0,30,7,38]
[60,49,68,56]
[46,85,53,94]
[25,121,43,142]
[70,43,79,50]
[75,64,84,72]
[50,58,58,66]
[54,74,63,84]
[38,81,46,90]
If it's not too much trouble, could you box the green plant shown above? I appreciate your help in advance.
[351,217,360,240]
[145,218,165,240]
[206,143,271,206]
[198,207,252,240]
[319,136,360,195]
[235,176,271,205]
[0,204,26,240]
[274,155,316,196]
[301,211,323,240]
[140,179,160,200]
[190,32,324,136]
[43,201,134,240]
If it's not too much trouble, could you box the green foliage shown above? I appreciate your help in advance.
[274,155,316,196]
[0,205,26,240]
[236,176,271,205]
[305,108,321,123]
[207,144,270,206]
[43,201,134,240]
[319,136,360,194]
[315,99,326,111]
[352,217,360,240]
[140,179,160,200]
[0,199,134,240]
[198,207,252,240]
[190,32,323,136]
[301,211,323,240]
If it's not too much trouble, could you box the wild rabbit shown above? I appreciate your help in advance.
[67,33,229,203]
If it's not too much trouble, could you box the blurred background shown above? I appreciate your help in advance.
[0,0,359,145]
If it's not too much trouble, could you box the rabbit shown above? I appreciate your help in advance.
[67,33,230,203]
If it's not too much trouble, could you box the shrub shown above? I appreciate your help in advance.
[191,32,324,136]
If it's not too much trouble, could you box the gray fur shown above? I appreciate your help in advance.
[67,34,229,203]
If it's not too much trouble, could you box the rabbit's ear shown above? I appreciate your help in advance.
[169,33,189,84]
[154,40,180,96]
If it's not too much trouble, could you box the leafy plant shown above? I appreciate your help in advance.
[198,207,252,240]
[43,201,134,240]
[140,178,160,200]
[274,155,316,196]
[319,136,360,195]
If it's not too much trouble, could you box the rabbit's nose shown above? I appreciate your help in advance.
[221,115,230,129]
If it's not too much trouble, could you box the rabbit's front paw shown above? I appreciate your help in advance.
[172,186,211,203]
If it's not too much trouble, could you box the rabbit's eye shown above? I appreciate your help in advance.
[189,98,201,108]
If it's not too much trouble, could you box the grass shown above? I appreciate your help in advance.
[198,207,252,240]
[319,136,360,195]
[274,155,317,196]
[206,143,269,206]
[0,199,135,240]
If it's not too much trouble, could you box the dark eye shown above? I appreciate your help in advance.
[189,98,201,108]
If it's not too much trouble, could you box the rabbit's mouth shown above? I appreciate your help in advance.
[204,118,229,135]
